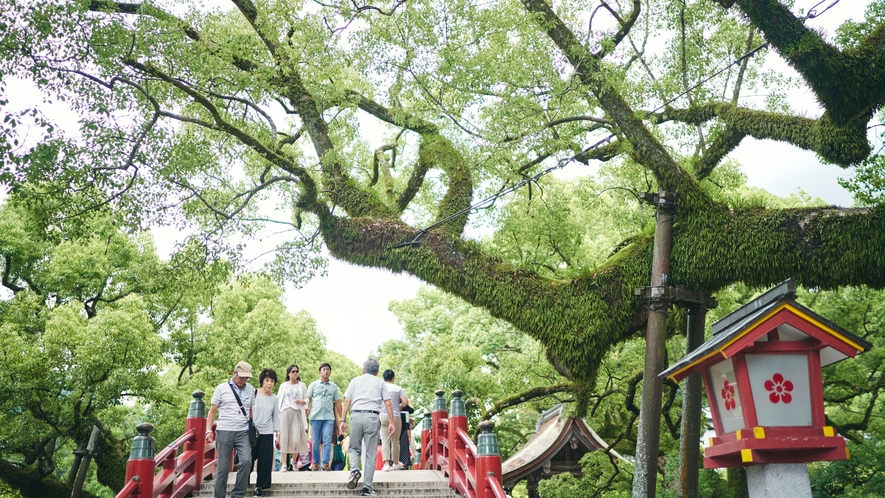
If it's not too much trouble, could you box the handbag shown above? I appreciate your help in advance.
[229,383,258,448]
[247,419,258,448]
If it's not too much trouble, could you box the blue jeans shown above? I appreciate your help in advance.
[310,419,334,466]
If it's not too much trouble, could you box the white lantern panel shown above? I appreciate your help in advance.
[745,354,812,427]
[708,358,744,433]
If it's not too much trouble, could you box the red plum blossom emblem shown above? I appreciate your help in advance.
[721,380,737,410]
[764,373,793,404]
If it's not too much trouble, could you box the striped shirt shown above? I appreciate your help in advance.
[210,379,256,432]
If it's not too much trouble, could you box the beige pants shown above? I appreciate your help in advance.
[380,414,402,464]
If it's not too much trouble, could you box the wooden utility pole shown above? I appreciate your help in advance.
[71,426,100,498]
[631,192,715,497]
[678,303,710,498]
[632,191,676,498]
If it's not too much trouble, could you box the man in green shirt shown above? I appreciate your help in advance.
[306,362,342,471]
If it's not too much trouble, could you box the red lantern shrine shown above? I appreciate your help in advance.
[661,280,871,468]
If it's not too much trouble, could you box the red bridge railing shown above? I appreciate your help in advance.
[117,389,504,498]
[421,390,507,498]
[116,391,217,498]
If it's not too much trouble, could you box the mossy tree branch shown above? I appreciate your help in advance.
[321,205,885,388]
[352,93,473,237]
[658,104,871,166]
[727,0,885,126]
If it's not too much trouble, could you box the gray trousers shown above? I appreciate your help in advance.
[215,430,253,498]
[348,412,380,490]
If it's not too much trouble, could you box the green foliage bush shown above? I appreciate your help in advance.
[810,438,885,497]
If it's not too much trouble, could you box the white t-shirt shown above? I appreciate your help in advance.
[385,382,406,416]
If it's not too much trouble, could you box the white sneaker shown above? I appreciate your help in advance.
[381,463,391,472]
[392,462,406,470]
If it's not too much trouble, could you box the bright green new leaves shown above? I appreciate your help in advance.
[380,286,568,457]
[538,451,633,498]
[0,295,162,448]
[196,274,328,381]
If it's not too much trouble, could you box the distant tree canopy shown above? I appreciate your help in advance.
[2,0,885,478]
[0,195,356,497]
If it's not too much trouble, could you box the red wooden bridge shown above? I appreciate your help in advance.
[115,390,506,498]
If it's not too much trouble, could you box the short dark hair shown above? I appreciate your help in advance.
[319,363,332,372]
[383,369,395,381]
[259,368,278,385]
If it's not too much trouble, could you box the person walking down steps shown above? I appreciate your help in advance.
[339,359,396,496]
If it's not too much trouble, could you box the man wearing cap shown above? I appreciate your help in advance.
[338,358,396,496]
[206,361,256,498]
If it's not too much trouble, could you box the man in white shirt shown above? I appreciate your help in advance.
[206,362,256,498]
[339,359,396,496]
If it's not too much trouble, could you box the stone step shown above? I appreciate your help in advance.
[198,470,458,498]
[198,489,457,496]
[197,491,456,497]
[194,486,454,495]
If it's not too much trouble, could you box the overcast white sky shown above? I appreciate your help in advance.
[4,0,875,365]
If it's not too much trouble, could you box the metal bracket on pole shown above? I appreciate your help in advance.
[634,285,718,309]
[639,191,677,212]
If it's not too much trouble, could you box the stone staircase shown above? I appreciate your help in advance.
[194,470,459,497]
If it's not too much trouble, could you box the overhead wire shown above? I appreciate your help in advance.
[390,0,839,249]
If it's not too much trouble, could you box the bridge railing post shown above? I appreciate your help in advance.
[420,412,432,470]
[476,420,503,498]
[124,423,156,498]
[185,391,207,485]
[431,390,448,471]
[448,390,468,491]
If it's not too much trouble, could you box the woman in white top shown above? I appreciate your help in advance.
[253,369,280,496]
[277,364,309,471]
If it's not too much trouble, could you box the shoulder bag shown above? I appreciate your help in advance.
[229,383,258,448]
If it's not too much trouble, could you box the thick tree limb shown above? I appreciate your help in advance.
[659,104,871,166]
[323,205,885,385]
[728,0,885,125]
[351,93,472,234]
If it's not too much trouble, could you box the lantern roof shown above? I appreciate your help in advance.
[661,279,872,383]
